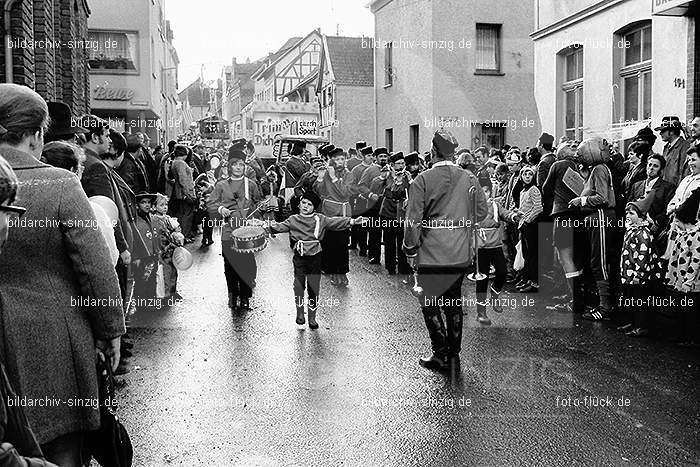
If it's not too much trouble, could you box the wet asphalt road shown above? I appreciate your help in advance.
[118,231,700,466]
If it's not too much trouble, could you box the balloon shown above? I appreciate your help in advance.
[210,155,221,170]
[172,246,193,270]
[89,195,119,227]
[90,202,120,266]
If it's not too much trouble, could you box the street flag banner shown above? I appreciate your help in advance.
[563,167,585,195]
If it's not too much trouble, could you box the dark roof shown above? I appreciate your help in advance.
[325,36,374,87]
[178,78,211,107]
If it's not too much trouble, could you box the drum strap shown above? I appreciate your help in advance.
[244,177,250,200]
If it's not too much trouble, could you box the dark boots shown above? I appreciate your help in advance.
[476,301,491,325]
[420,311,464,372]
[307,301,319,329]
[295,299,305,325]
[419,312,448,370]
[445,312,463,373]
[228,293,237,310]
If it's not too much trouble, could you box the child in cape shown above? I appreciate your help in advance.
[265,191,366,329]
[152,193,185,301]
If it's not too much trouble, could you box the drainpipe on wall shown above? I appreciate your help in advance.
[4,0,19,83]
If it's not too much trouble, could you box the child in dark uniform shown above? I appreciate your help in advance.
[266,191,366,329]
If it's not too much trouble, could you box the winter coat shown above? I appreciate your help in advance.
[0,147,125,444]
[620,222,661,285]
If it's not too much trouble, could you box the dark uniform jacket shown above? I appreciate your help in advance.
[403,161,488,267]
[207,176,263,239]
[285,156,310,188]
[314,168,352,217]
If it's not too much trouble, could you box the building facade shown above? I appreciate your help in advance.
[370,0,541,153]
[87,0,179,145]
[532,0,698,148]
[241,33,323,158]
[221,58,260,139]
[1,0,91,116]
[316,36,375,150]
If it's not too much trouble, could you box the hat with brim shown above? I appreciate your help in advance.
[228,147,246,162]
[360,146,374,156]
[328,147,345,158]
[47,102,88,137]
[135,192,157,202]
[231,138,247,152]
[356,141,368,151]
[373,147,389,158]
[654,116,682,132]
[404,151,420,166]
[390,152,404,164]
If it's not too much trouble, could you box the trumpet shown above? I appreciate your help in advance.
[467,185,487,282]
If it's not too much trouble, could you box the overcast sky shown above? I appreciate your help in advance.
[166,0,374,90]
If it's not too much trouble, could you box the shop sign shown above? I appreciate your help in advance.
[652,0,693,16]
[93,86,134,101]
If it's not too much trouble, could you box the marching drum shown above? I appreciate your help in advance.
[231,225,268,254]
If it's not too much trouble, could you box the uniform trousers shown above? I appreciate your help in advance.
[382,219,411,274]
[222,241,256,299]
[418,266,467,357]
[321,229,350,274]
[367,207,382,260]
[293,253,322,310]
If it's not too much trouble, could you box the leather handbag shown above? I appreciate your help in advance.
[84,360,133,467]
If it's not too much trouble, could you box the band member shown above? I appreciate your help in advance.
[347,141,366,172]
[208,146,263,311]
[405,151,422,180]
[349,141,369,249]
[293,156,323,214]
[349,146,380,256]
[287,142,312,214]
[379,152,412,277]
[132,192,161,310]
[314,146,353,285]
[403,130,488,373]
[266,191,366,329]
[362,147,388,263]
